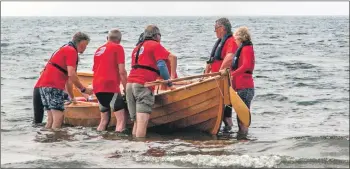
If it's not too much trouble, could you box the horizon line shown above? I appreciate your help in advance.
[2,14,349,17]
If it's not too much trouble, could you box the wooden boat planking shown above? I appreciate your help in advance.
[65,72,231,135]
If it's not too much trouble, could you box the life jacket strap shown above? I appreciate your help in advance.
[48,61,68,75]
[132,64,160,75]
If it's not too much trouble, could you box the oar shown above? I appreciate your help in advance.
[227,70,251,128]
[144,71,222,87]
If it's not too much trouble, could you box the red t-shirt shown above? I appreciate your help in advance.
[35,45,78,90]
[211,36,237,72]
[230,45,255,90]
[127,40,170,89]
[92,42,125,93]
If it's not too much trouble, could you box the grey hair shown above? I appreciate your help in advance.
[215,17,232,35]
[72,32,90,44]
[143,25,161,40]
[108,28,122,42]
[234,26,252,42]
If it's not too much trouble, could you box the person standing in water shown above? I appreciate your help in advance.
[92,28,128,134]
[205,18,238,132]
[228,26,255,139]
[34,32,93,129]
[126,25,176,138]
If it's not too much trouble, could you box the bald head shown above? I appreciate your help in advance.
[107,28,122,43]
[143,25,161,41]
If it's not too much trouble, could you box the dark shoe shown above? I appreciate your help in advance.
[222,126,232,133]
[115,128,130,137]
[236,130,248,140]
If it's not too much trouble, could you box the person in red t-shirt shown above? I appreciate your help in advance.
[230,26,255,139]
[204,18,238,132]
[135,32,178,84]
[34,32,93,129]
[92,29,128,134]
[126,25,176,138]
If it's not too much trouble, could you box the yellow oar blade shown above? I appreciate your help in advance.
[229,88,251,127]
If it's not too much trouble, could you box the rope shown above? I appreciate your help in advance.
[214,77,225,99]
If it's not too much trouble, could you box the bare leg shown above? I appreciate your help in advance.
[97,112,109,131]
[45,110,53,129]
[135,112,150,138]
[132,122,137,136]
[51,110,64,129]
[114,109,126,132]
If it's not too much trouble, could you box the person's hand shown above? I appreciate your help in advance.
[71,97,77,104]
[204,64,211,74]
[64,97,76,105]
[81,93,89,99]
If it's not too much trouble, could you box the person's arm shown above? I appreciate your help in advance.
[219,52,234,70]
[118,64,127,91]
[66,48,92,95]
[154,44,175,88]
[168,53,177,79]
[204,63,211,74]
[220,39,238,70]
[116,45,127,92]
[157,60,172,87]
[67,67,85,90]
[65,79,74,100]
[230,48,253,77]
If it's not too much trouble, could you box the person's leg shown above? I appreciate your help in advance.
[132,122,137,136]
[236,88,254,136]
[97,110,110,131]
[126,83,137,135]
[135,113,150,137]
[38,87,53,128]
[96,93,114,131]
[46,87,66,129]
[134,84,155,138]
[45,110,53,129]
[33,87,44,124]
[111,93,127,132]
[223,105,233,131]
[51,110,64,129]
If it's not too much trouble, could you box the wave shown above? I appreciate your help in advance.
[134,154,349,168]
[255,93,288,102]
[1,42,10,47]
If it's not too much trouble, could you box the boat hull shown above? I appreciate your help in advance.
[64,72,230,135]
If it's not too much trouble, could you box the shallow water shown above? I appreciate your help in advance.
[1,16,349,168]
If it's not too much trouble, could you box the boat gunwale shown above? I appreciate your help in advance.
[65,74,226,108]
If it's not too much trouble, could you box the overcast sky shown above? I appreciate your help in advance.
[1,1,349,16]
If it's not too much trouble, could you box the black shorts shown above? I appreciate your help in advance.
[95,92,126,113]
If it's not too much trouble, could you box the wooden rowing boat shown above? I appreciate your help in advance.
[64,71,231,135]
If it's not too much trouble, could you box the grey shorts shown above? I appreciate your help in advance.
[38,87,65,111]
[125,83,155,121]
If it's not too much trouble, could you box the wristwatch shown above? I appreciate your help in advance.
[167,80,173,87]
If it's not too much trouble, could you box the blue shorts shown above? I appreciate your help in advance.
[38,87,65,111]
